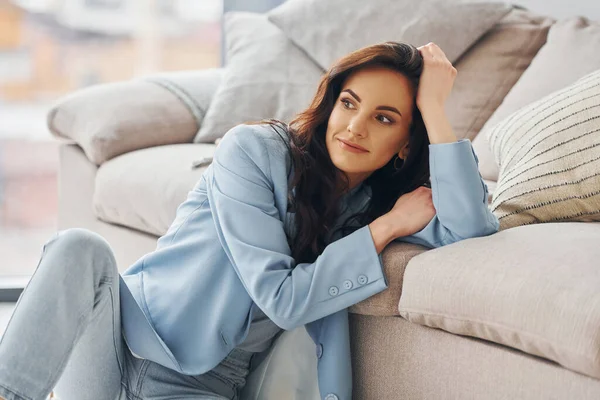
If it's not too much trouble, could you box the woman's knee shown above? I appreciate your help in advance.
[46,228,116,267]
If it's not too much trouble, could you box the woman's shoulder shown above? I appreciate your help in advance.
[224,122,289,147]
[214,122,292,174]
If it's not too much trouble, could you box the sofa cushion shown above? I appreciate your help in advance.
[448,8,553,142]
[267,0,511,70]
[93,144,216,237]
[487,69,600,230]
[398,222,600,380]
[194,12,323,143]
[48,69,223,165]
[472,17,600,182]
[144,69,224,140]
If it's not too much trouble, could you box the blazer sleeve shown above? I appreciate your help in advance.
[206,125,388,330]
[396,139,500,249]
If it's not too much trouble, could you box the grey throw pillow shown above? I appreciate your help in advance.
[48,80,199,165]
[267,0,512,70]
[144,69,224,138]
[48,68,223,165]
[194,12,324,143]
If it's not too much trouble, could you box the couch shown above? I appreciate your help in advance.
[47,1,600,399]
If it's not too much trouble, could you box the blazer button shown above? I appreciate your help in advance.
[325,394,339,400]
[357,274,368,285]
[329,286,339,296]
[343,279,353,290]
[316,343,323,359]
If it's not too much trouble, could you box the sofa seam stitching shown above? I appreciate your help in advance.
[398,308,597,362]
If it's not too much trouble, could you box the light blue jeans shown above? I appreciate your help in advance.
[0,229,253,400]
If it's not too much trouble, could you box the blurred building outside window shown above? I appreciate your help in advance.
[0,0,222,285]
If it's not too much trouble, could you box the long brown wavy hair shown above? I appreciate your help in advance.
[249,41,431,263]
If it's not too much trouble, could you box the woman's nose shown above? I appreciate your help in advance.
[347,116,368,137]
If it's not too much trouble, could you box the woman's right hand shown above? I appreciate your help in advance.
[387,186,436,238]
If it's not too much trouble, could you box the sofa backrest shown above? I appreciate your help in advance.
[221,0,287,66]
[513,0,600,20]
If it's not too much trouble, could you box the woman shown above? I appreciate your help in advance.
[0,41,498,400]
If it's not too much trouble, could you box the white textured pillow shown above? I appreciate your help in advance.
[488,69,600,230]
[267,0,511,70]
[194,12,323,143]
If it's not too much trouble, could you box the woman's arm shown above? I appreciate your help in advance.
[416,42,459,145]
[421,106,457,144]
[394,138,499,248]
[207,125,389,331]
[387,42,499,248]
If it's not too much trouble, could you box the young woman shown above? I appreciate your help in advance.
[0,41,498,400]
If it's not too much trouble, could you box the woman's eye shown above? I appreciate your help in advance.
[377,114,393,124]
[340,99,393,124]
[341,99,355,109]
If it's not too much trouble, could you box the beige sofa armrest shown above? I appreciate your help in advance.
[47,68,224,165]
[397,222,600,381]
[349,241,429,317]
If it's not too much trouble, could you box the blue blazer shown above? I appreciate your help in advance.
[118,123,499,400]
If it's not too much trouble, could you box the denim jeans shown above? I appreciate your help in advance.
[0,229,253,400]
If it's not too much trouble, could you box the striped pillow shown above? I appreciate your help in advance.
[487,69,600,230]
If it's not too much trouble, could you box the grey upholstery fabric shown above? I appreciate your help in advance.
[267,0,512,69]
[48,69,223,165]
[93,144,216,237]
[447,9,553,142]
[48,80,199,165]
[145,68,224,137]
[195,12,323,143]
[350,313,600,399]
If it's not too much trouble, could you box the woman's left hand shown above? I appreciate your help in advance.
[415,42,457,113]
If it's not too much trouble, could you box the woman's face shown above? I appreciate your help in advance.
[325,66,416,190]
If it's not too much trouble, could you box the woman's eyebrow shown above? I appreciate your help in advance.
[342,88,403,117]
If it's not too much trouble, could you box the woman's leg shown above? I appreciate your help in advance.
[0,228,128,400]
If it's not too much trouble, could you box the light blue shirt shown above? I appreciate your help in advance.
[118,123,499,400]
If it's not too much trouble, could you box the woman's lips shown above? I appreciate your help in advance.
[337,138,368,153]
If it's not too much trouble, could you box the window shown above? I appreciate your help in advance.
[0,0,222,296]
[85,0,124,9]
